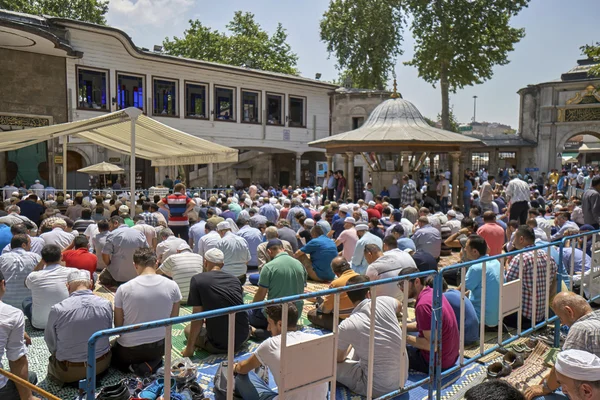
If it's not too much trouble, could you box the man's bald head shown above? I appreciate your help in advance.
[552,292,592,327]
[331,256,351,276]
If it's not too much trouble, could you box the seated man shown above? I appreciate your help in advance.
[336,275,407,397]
[365,238,418,301]
[0,234,40,309]
[45,270,113,385]
[112,248,181,372]
[464,234,501,330]
[249,240,306,339]
[0,270,40,400]
[295,225,337,282]
[412,216,442,259]
[256,227,293,271]
[524,292,600,400]
[549,349,600,400]
[24,244,71,330]
[39,219,73,250]
[233,304,328,399]
[156,228,187,265]
[466,381,525,400]
[61,235,97,281]
[307,256,358,331]
[158,242,204,302]
[390,225,416,253]
[505,226,557,330]
[400,268,459,373]
[183,249,249,356]
[442,280,480,345]
[350,223,383,275]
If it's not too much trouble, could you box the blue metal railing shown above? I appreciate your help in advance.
[79,229,600,400]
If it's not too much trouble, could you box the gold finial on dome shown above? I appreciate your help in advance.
[390,78,400,99]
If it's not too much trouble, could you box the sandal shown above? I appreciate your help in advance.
[503,351,524,369]
[487,362,512,379]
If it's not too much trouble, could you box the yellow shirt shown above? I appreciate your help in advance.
[321,269,359,319]
[548,172,559,185]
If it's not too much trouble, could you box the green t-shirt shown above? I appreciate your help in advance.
[258,252,307,317]
[123,218,134,227]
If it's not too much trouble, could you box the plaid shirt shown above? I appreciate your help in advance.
[400,184,417,207]
[563,310,600,356]
[505,246,557,322]
[139,211,158,227]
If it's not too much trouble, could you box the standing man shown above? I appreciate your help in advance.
[44,270,112,385]
[327,170,336,201]
[158,183,195,242]
[30,180,45,199]
[439,174,450,214]
[582,176,600,229]
[183,249,249,356]
[0,235,40,309]
[162,175,173,190]
[401,175,417,208]
[336,170,346,201]
[100,216,149,286]
[112,248,181,372]
[0,270,40,400]
[216,221,251,284]
[506,175,531,224]
[388,178,401,209]
[479,176,495,212]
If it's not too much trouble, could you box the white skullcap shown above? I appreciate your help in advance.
[67,269,91,283]
[392,178,398,184]
[244,198,252,206]
[555,349,600,382]
[304,218,315,227]
[193,193,199,197]
[355,224,369,231]
[177,242,191,251]
[204,248,224,264]
[447,210,456,217]
[119,205,129,213]
[344,217,356,225]
[217,221,231,231]
[35,179,40,183]
[65,194,71,199]
[269,197,277,204]
[231,197,239,203]
[11,192,18,196]
[368,201,376,206]
[339,205,349,213]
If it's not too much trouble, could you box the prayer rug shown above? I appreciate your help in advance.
[463,329,520,361]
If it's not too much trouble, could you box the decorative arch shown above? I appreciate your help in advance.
[556,127,600,152]
[349,106,367,116]
[66,148,90,172]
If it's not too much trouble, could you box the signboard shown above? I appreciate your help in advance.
[459,125,473,132]
[316,161,327,178]
[525,168,539,172]
[557,153,562,158]
[283,129,290,141]
[385,160,395,171]
[54,155,63,164]
[109,157,121,163]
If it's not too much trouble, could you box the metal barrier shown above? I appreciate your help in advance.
[0,368,61,400]
[78,230,600,400]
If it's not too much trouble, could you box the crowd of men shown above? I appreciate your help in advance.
[0,164,599,399]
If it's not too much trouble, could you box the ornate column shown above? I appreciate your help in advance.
[207,163,214,188]
[267,155,274,186]
[346,151,355,200]
[326,153,333,174]
[295,153,303,187]
[449,152,461,206]
[402,152,411,173]
[343,153,349,181]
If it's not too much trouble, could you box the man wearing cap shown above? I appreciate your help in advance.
[444,210,461,234]
[365,239,418,301]
[100,216,149,286]
[249,239,307,339]
[0,269,40,400]
[216,221,251,284]
[295,225,337,282]
[351,224,383,275]
[156,228,187,265]
[24,244,71,329]
[236,215,263,270]
[256,227,293,271]
[158,183,195,242]
[551,349,600,400]
[506,175,531,224]
[330,205,349,239]
[366,201,381,220]
[335,217,359,262]
[183,248,249,356]
[524,292,600,400]
[44,270,112,384]
[158,243,204,302]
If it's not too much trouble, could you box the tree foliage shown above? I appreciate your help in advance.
[320,0,404,90]
[405,0,529,130]
[163,11,299,75]
[581,42,600,76]
[1,0,109,24]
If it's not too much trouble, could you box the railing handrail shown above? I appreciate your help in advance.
[0,368,61,400]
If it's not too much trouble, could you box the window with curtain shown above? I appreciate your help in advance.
[185,83,207,119]
[267,93,283,125]
[153,79,177,116]
[242,90,260,123]
[215,86,235,121]
[77,68,108,110]
[117,74,144,111]
[289,96,306,127]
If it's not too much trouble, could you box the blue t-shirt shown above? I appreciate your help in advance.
[0,225,11,251]
[444,289,479,344]
[465,259,501,327]
[300,235,336,281]
[397,237,416,252]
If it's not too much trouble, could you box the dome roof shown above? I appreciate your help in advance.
[310,97,482,149]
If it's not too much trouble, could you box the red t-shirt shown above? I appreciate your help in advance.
[477,223,505,256]
[62,248,97,280]
[415,287,459,369]
[366,208,381,220]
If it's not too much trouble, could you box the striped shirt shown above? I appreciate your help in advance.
[563,310,600,357]
[0,248,40,309]
[158,250,204,303]
[161,193,192,226]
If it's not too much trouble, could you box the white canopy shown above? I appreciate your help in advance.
[77,162,124,174]
[0,108,238,166]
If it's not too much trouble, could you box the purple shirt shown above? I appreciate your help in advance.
[415,287,459,369]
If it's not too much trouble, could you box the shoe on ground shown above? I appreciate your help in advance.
[503,351,524,369]
[97,379,130,400]
[139,379,164,400]
[180,381,204,400]
[486,361,512,379]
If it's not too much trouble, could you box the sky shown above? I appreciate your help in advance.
[105,0,600,129]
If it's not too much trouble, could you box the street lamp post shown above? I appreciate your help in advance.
[472,95,478,123]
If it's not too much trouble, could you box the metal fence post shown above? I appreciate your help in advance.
[433,272,443,399]
[555,239,566,348]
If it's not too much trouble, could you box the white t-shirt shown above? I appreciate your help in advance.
[338,296,408,395]
[255,331,329,400]
[156,236,187,263]
[114,274,182,347]
[25,264,71,329]
[0,302,28,390]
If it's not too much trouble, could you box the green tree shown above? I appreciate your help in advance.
[163,11,299,75]
[437,107,460,133]
[581,42,600,76]
[1,0,109,24]
[320,0,404,89]
[405,0,529,130]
